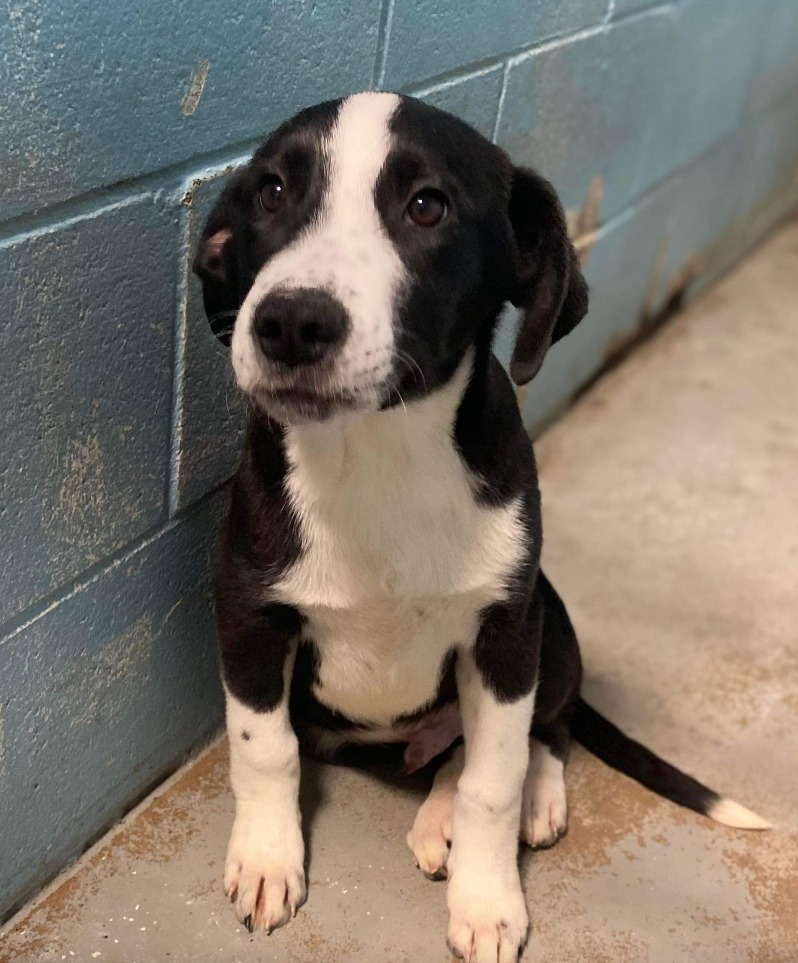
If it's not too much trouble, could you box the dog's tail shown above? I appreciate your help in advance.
[570,697,771,830]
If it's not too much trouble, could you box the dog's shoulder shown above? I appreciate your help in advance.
[221,412,301,585]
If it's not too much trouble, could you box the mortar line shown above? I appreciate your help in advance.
[166,204,192,517]
[0,191,148,250]
[372,0,396,90]
[408,60,506,100]
[0,481,229,647]
[0,139,263,246]
[492,61,512,143]
[372,0,395,89]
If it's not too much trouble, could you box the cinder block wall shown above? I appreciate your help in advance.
[2,0,797,919]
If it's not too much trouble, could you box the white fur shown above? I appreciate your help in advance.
[271,353,527,727]
[446,652,534,962]
[520,737,568,847]
[707,797,771,830]
[231,91,405,407]
[223,654,306,933]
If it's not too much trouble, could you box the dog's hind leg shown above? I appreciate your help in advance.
[521,725,570,849]
[519,571,581,850]
[409,728,570,865]
[406,744,464,879]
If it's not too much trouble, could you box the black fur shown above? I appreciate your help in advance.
[453,351,538,506]
[570,700,722,817]
[375,99,516,403]
[507,167,589,385]
[214,414,302,711]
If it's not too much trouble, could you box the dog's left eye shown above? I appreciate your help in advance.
[259,175,285,213]
[407,189,447,227]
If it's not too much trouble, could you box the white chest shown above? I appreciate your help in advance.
[271,369,527,725]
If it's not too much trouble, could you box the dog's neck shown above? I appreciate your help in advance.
[279,349,476,499]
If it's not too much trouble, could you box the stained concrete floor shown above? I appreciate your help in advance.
[3,221,798,963]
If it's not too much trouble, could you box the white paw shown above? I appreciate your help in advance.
[407,793,453,880]
[224,813,306,933]
[520,739,568,850]
[446,872,529,963]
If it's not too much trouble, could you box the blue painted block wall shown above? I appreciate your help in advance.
[2,0,797,920]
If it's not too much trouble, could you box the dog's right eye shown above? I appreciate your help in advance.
[259,176,285,213]
[407,189,447,227]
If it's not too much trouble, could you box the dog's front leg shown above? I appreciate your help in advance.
[447,608,538,963]
[220,605,305,934]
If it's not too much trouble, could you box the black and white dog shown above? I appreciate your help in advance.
[193,92,768,962]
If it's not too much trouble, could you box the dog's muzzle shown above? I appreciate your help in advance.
[246,286,366,423]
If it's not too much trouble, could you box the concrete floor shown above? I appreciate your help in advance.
[3,222,798,963]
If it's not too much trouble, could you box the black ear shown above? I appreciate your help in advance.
[192,168,248,346]
[507,167,588,385]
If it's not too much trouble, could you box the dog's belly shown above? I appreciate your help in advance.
[301,592,486,726]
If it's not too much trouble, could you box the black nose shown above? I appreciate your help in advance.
[253,288,348,368]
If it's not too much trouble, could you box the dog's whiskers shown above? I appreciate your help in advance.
[394,350,428,392]
[387,381,409,416]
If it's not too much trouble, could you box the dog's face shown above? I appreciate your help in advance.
[194,92,587,424]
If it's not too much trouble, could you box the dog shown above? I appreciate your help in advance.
[193,91,769,963]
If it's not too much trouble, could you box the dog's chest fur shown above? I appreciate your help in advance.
[271,365,527,726]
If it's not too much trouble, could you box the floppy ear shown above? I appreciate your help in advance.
[192,169,248,346]
[507,167,588,385]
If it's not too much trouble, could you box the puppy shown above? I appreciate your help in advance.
[193,92,768,963]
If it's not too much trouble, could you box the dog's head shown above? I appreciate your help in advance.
[194,92,587,424]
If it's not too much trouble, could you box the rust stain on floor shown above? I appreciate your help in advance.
[722,834,798,961]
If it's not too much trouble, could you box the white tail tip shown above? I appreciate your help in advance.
[708,797,772,830]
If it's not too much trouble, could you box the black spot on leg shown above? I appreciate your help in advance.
[241,730,251,741]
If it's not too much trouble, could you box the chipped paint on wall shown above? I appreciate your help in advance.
[0,714,6,783]
[6,0,43,64]
[569,174,604,268]
[56,405,110,568]
[181,60,211,116]
[43,615,154,729]
[640,232,671,323]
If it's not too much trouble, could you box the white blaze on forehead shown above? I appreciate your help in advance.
[327,91,400,223]
[232,91,405,401]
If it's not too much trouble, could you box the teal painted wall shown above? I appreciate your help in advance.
[2,0,797,920]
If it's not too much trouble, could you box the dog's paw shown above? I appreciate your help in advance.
[223,813,306,933]
[520,738,568,850]
[520,777,567,849]
[446,873,529,963]
[407,793,453,880]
